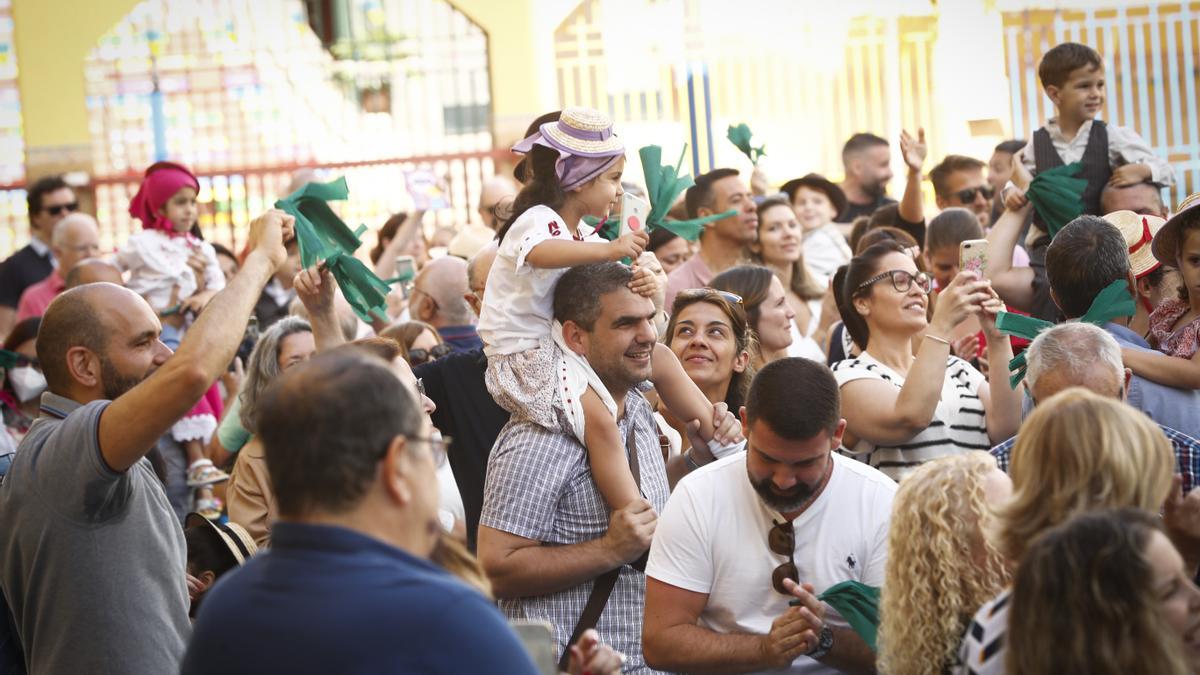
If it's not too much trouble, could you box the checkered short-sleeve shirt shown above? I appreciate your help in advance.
[480,389,669,674]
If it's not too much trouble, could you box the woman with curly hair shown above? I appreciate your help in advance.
[1007,508,1200,675]
[955,388,1176,675]
[879,452,1012,674]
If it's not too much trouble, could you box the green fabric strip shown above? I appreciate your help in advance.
[817,580,880,652]
[274,177,394,323]
[726,123,765,165]
[995,279,1135,388]
[1026,162,1088,239]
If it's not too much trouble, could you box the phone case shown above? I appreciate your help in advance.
[959,239,988,276]
[619,193,650,238]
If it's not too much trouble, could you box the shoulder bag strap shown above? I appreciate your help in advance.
[557,423,642,672]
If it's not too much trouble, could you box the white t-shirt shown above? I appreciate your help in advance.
[646,451,896,674]
[477,205,606,356]
[787,298,825,361]
[802,225,852,286]
[117,229,225,311]
[831,352,989,481]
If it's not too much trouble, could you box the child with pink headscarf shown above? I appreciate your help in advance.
[120,161,228,517]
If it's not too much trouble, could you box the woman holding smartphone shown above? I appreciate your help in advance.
[830,241,1021,481]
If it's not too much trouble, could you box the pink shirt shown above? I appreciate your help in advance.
[15,271,64,321]
[665,253,714,310]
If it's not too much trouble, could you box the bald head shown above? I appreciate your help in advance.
[413,256,473,326]
[65,259,124,289]
[38,284,123,392]
[51,213,101,273]
[478,176,517,231]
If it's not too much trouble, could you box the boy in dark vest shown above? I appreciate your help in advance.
[995,42,1174,322]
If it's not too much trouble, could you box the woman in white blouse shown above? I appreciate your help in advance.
[830,240,1021,480]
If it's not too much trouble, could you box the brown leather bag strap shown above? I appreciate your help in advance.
[557,423,643,672]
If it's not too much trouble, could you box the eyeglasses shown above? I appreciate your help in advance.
[952,186,995,204]
[854,269,932,296]
[769,519,798,595]
[406,434,451,467]
[408,343,453,366]
[43,202,80,216]
[676,288,744,306]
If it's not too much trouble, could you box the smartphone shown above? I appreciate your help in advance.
[619,192,650,238]
[394,255,417,282]
[959,239,989,276]
[511,620,557,675]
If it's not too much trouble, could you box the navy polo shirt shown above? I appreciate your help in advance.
[182,522,538,675]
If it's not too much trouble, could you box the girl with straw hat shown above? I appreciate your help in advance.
[478,107,721,513]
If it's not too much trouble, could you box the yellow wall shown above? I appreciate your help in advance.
[13,0,139,153]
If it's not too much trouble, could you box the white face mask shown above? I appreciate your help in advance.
[9,366,46,403]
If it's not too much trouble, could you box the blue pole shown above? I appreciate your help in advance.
[686,63,700,177]
[149,46,168,162]
[702,62,714,171]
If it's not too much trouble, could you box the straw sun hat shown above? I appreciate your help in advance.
[1151,191,1200,266]
[1104,210,1167,278]
[513,107,624,158]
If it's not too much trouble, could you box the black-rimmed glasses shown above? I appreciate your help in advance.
[854,270,931,296]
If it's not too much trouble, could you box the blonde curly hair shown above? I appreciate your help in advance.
[879,452,1010,675]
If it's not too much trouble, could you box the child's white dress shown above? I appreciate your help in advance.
[477,205,617,442]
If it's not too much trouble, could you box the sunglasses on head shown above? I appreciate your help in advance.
[43,202,80,216]
[769,519,798,595]
[676,288,744,306]
[952,186,994,204]
[408,343,453,366]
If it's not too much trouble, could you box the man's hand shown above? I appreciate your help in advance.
[759,580,825,670]
[294,264,336,316]
[604,498,657,565]
[900,128,927,173]
[635,251,667,312]
[751,166,770,197]
[567,628,625,675]
[1109,163,1153,187]
[246,209,295,269]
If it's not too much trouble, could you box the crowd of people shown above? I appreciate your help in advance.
[1,39,1200,674]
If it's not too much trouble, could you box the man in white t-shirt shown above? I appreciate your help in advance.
[643,358,896,674]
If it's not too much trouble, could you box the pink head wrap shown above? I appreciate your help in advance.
[128,161,200,236]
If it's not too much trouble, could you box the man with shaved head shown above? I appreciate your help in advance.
[0,210,294,674]
[15,212,101,321]
[410,255,481,352]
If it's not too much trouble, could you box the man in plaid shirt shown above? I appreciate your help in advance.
[478,262,731,674]
[990,322,1200,492]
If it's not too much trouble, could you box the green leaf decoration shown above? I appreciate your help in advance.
[1027,162,1089,239]
[994,279,1135,388]
[274,177,394,323]
[639,144,736,242]
[818,581,880,652]
[726,123,765,165]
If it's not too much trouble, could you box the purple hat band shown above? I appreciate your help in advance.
[512,127,624,191]
[555,120,612,143]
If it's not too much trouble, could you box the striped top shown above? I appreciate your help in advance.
[831,353,989,481]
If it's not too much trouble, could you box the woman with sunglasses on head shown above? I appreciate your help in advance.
[659,288,758,485]
[830,241,1020,481]
[380,321,453,366]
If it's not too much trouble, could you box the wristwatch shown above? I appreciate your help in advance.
[805,624,834,659]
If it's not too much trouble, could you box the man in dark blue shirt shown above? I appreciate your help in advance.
[181,350,539,675]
